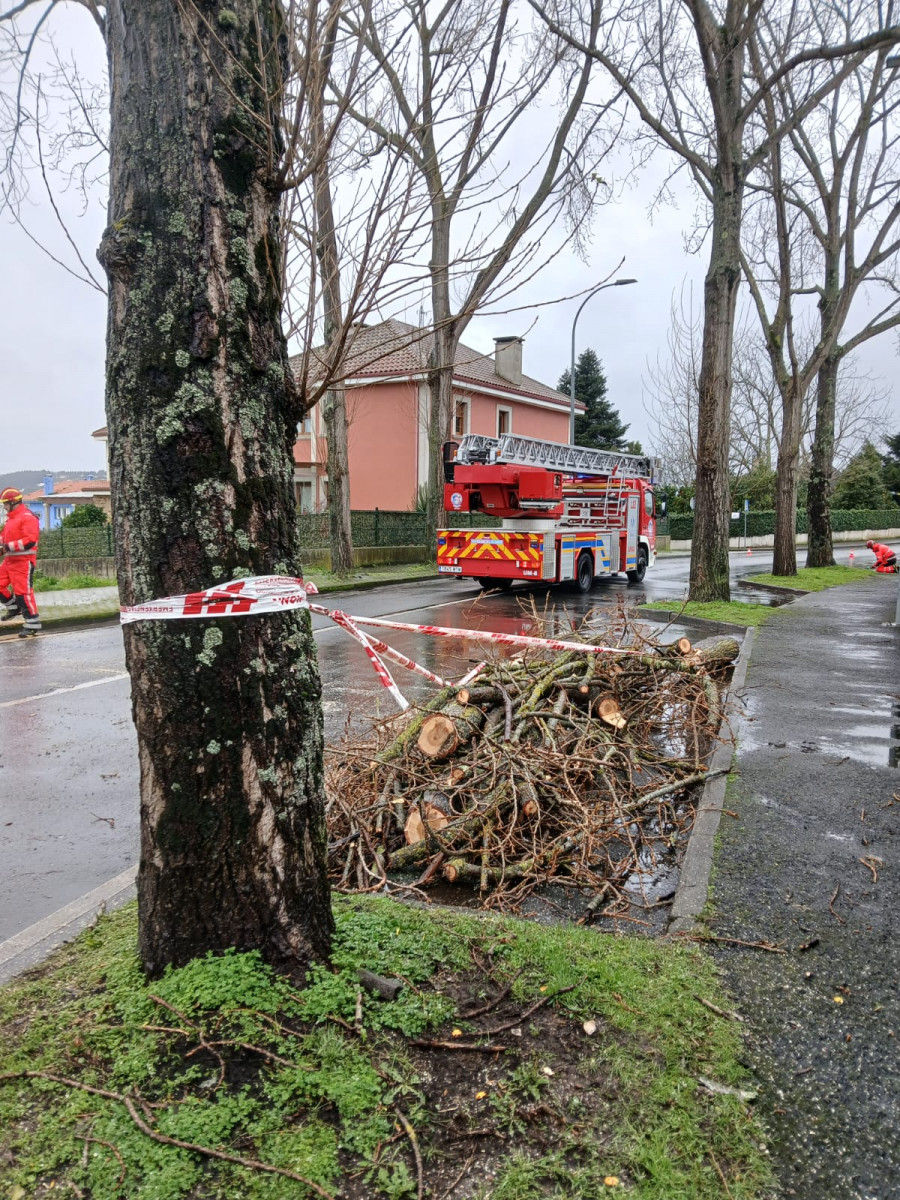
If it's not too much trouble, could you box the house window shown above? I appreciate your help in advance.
[453,398,469,438]
[301,413,312,434]
[297,481,314,512]
[497,406,512,437]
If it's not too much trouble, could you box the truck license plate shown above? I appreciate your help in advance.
[438,565,462,573]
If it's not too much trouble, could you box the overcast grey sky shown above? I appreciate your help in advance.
[1,5,897,477]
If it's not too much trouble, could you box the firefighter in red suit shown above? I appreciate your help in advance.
[0,487,41,637]
[866,540,897,573]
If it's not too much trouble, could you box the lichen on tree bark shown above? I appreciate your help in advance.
[99,0,333,977]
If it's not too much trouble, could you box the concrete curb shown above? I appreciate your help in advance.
[667,626,756,935]
[0,867,137,986]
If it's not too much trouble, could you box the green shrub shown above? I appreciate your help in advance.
[669,507,900,540]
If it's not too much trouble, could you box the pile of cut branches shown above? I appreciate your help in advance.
[325,603,739,919]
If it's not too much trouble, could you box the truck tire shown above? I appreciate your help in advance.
[626,546,648,584]
[574,550,594,593]
[477,576,513,592]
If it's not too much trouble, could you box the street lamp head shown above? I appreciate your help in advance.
[614,278,637,285]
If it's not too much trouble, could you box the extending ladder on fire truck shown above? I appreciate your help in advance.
[451,434,657,527]
[452,433,656,479]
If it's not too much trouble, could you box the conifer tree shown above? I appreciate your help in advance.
[881,432,900,506]
[558,349,629,449]
[832,442,891,510]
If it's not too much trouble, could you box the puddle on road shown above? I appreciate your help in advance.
[737,688,900,769]
[732,587,792,607]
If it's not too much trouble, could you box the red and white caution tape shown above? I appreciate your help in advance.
[120,575,315,624]
[324,608,410,712]
[120,575,638,711]
[329,613,642,660]
[315,605,447,689]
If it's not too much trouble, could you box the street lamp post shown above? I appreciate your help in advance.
[569,278,637,444]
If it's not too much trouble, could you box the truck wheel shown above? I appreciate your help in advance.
[574,551,594,593]
[627,547,648,584]
[477,577,513,592]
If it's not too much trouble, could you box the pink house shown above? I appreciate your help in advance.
[290,319,578,512]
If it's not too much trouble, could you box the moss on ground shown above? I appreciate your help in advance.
[0,896,775,1199]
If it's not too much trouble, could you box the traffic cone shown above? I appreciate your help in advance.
[746,546,752,556]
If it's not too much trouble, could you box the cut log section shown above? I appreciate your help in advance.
[417,714,458,760]
[417,702,486,760]
[404,792,452,844]
[683,635,741,669]
[596,694,627,729]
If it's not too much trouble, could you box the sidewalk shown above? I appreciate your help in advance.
[700,575,899,1200]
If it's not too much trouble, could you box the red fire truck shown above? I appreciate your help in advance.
[437,434,659,592]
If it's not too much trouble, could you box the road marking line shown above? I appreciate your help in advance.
[0,866,137,969]
[0,673,130,708]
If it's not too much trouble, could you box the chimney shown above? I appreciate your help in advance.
[494,336,523,386]
[43,473,54,496]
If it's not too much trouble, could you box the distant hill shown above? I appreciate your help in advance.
[0,470,108,494]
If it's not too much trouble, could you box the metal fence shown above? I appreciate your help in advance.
[297,510,429,548]
[32,506,691,559]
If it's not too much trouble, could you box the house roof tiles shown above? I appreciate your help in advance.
[23,479,110,501]
[292,318,577,410]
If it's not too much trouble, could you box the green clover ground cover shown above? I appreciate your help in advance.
[0,897,774,1199]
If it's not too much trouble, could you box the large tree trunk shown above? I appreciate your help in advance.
[426,212,457,555]
[772,381,802,576]
[314,18,354,575]
[805,258,841,569]
[805,354,838,567]
[322,385,353,573]
[689,176,742,603]
[101,0,333,977]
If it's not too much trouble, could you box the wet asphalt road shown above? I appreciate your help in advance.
[0,547,859,945]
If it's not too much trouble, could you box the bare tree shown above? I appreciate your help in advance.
[739,6,900,574]
[645,282,889,493]
[1,0,335,977]
[283,0,433,571]
[338,0,617,544]
[532,0,900,600]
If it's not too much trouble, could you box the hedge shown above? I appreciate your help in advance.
[37,525,115,559]
[668,507,900,541]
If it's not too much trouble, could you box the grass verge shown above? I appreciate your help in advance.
[34,572,117,591]
[641,600,774,628]
[0,897,774,1199]
[749,565,873,591]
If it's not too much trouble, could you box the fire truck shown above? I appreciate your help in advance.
[437,433,660,592]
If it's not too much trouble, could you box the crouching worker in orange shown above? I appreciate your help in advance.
[0,487,41,637]
[866,540,897,573]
